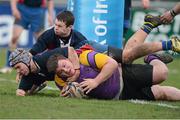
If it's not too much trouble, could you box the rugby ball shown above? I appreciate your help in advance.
[61,82,86,98]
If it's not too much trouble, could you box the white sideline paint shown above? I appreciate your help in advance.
[129,99,179,109]
[0,78,59,91]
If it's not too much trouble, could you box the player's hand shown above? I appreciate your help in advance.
[160,11,174,24]
[16,89,25,96]
[80,78,99,94]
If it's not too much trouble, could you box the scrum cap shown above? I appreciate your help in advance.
[9,48,32,67]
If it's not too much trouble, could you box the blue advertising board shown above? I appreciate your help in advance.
[67,0,124,48]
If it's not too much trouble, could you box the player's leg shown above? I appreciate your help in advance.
[0,4,28,74]
[144,52,173,84]
[124,36,180,63]
[9,25,24,50]
[123,14,163,63]
[122,52,173,91]
[123,13,180,64]
[123,41,163,63]
[0,25,24,74]
[30,6,45,40]
[151,85,180,101]
[150,59,168,84]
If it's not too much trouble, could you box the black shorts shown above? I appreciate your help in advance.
[121,64,155,100]
[18,73,54,91]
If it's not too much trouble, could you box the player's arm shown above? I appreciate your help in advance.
[93,54,118,85]
[29,30,52,55]
[10,0,21,20]
[47,0,54,26]
[161,2,180,24]
[79,51,118,93]
[172,2,180,15]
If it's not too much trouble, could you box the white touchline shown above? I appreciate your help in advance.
[129,99,179,109]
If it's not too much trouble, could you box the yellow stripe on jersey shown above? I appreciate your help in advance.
[95,53,110,69]
[79,50,92,66]
[54,74,67,88]
[79,50,110,69]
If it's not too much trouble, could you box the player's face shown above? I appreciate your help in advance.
[54,19,72,37]
[56,59,75,78]
[14,63,29,76]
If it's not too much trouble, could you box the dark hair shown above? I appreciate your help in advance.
[46,54,67,73]
[56,10,75,27]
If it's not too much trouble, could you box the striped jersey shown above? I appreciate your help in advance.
[55,50,121,99]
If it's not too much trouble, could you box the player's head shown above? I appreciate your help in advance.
[54,10,74,37]
[9,48,32,76]
[56,10,75,27]
[47,54,75,78]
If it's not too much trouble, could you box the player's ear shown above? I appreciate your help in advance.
[68,25,73,29]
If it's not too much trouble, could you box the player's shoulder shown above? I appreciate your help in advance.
[42,26,54,35]
[79,50,105,65]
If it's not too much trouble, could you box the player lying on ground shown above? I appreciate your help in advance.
[47,49,180,101]
[9,47,80,96]
[46,16,180,100]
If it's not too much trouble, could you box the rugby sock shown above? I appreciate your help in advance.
[5,50,11,67]
[141,22,154,34]
[161,40,172,50]
[145,54,160,64]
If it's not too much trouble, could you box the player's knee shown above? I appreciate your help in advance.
[122,50,132,63]
[108,46,123,63]
[159,67,168,81]
[153,65,168,83]
[12,34,19,42]
[9,37,18,48]
[151,85,167,100]
[16,89,26,96]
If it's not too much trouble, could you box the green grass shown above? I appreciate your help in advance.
[0,48,180,119]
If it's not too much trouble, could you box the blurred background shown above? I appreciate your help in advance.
[0,0,179,48]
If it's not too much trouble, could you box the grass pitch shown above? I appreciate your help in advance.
[0,48,180,119]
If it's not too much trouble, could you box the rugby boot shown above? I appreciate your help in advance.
[144,14,162,28]
[171,36,180,53]
[144,52,173,64]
